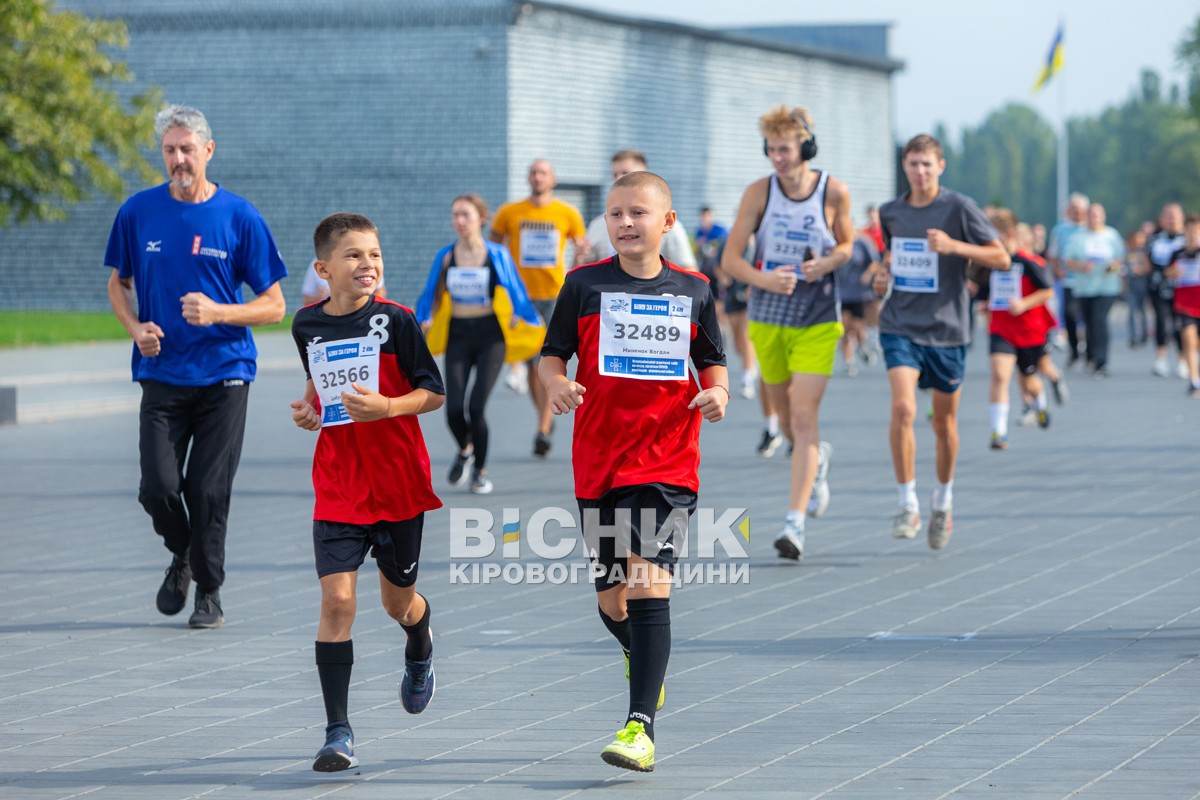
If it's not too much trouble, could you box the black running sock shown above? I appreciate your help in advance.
[598,604,631,655]
[400,596,432,661]
[626,597,671,742]
[315,639,354,726]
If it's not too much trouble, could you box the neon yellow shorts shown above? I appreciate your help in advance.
[748,320,844,382]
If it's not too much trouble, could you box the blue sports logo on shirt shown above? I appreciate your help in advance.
[631,299,670,316]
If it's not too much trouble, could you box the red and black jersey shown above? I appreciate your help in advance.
[1171,247,1200,317]
[292,297,444,524]
[990,250,1055,348]
[541,257,726,499]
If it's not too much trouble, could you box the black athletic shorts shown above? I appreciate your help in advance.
[577,483,696,591]
[1177,310,1199,330]
[723,280,749,314]
[313,513,424,587]
[842,301,866,319]
[989,333,1048,377]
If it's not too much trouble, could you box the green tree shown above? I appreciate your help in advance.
[0,0,160,226]
[1177,15,1200,120]
[1069,69,1200,232]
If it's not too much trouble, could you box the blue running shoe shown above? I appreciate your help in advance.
[399,632,435,714]
[312,722,358,772]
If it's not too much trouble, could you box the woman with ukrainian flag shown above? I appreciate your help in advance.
[417,194,543,495]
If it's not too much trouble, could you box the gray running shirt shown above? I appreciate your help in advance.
[879,188,998,347]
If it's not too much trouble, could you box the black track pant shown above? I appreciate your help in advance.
[138,380,249,592]
[444,315,506,471]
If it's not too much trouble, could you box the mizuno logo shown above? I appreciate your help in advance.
[145,240,162,252]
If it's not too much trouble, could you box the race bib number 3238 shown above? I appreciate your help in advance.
[599,292,692,380]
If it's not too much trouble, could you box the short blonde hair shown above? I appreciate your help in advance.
[758,105,814,143]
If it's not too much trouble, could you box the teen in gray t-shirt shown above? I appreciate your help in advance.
[879,188,999,347]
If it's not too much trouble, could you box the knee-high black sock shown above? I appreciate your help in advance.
[400,595,432,661]
[598,604,631,655]
[627,597,670,742]
[315,639,354,726]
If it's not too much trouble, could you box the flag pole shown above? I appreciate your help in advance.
[1055,21,1068,218]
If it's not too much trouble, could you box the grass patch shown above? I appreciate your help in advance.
[0,311,293,348]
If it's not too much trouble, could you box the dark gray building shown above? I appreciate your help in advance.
[1,0,900,311]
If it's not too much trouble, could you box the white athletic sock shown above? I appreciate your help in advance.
[898,481,918,512]
[989,403,1008,437]
[1034,391,1048,411]
[766,414,780,435]
[785,509,805,531]
[742,368,757,386]
[932,480,953,512]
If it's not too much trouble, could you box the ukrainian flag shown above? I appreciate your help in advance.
[1033,24,1064,92]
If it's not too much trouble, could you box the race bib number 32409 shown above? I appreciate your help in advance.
[599,292,692,380]
[306,336,381,426]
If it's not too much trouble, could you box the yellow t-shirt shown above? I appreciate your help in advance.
[491,198,587,300]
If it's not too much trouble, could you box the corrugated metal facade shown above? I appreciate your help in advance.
[0,0,897,311]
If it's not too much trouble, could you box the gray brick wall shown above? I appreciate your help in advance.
[0,0,895,312]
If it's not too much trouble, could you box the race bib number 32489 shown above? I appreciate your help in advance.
[306,336,381,426]
[599,292,692,380]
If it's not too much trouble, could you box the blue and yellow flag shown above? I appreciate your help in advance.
[1033,24,1064,92]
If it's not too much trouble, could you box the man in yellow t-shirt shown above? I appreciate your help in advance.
[490,158,588,458]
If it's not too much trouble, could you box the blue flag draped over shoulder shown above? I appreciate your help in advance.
[1033,24,1064,92]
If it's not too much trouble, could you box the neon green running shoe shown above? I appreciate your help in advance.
[623,651,665,710]
[601,720,654,772]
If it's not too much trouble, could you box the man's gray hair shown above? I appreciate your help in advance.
[154,105,211,144]
[1068,191,1089,207]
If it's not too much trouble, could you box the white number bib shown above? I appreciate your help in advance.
[1150,238,1179,265]
[519,226,560,268]
[446,266,490,306]
[988,264,1023,311]
[1176,256,1200,287]
[598,292,692,380]
[1084,238,1110,264]
[307,336,381,426]
[891,237,939,293]
[763,220,812,278]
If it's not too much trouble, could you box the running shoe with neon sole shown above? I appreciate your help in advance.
[928,509,953,550]
[773,518,805,561]
[990,432,1008,450]
[601,720,655,772]
[806,441,833,517]
[891,508,920,539]
[399,631,435,714]
[1037,408,1050,429]
[623,652,665,711]
[312,722,358,772]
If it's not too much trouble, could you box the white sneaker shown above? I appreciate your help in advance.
[1177,361,1190,380]
[739,382,757,400]
[505,363,529,394]
[1152,358,1170,377]
[1019,406,1037,427]
[806,441,833,517]
[773,520,804,561]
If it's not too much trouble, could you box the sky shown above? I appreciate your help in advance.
[553,0,1196,142]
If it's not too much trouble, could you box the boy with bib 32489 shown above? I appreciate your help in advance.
[539,171,728,772]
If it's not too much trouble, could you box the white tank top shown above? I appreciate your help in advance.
[750,172,840,328]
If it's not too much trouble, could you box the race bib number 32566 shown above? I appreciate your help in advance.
[306,336,381,426]
[599,292,692,380]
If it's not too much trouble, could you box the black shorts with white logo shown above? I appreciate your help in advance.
[313,514,424,587]
[989,333,1049,376]
[577,483,697,591]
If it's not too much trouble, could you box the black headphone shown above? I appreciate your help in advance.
[763,111,818,161]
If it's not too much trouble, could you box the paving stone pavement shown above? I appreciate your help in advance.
[1,326,1198,799]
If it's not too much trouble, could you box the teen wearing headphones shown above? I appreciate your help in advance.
[721,105,853,562]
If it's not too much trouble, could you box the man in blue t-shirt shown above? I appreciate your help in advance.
[105,105,287,629]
